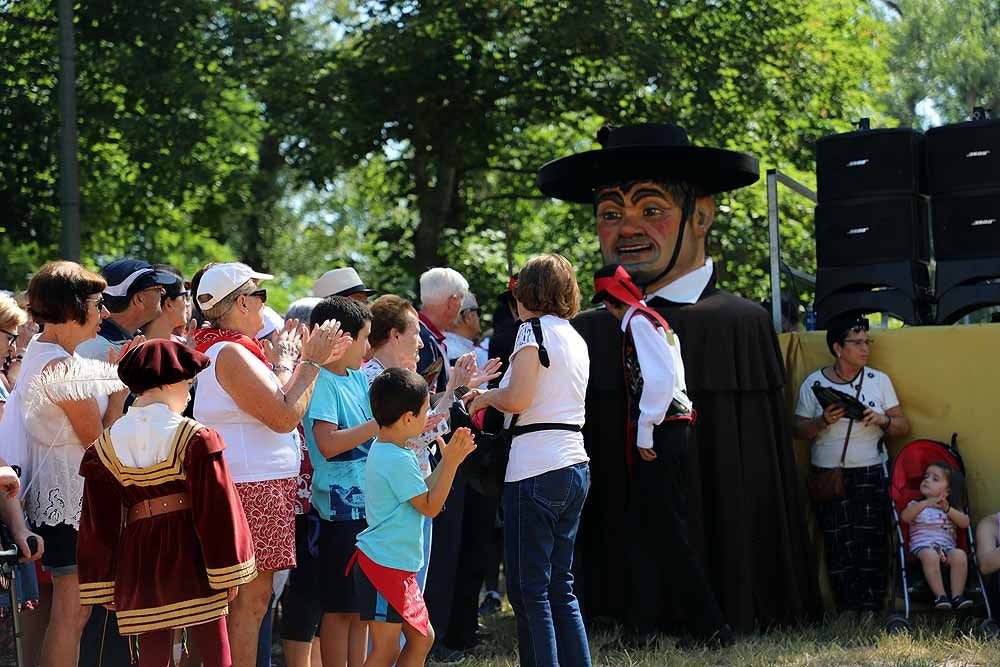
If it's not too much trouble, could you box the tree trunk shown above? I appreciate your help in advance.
[410,139,461,276]
[243,134,282,272]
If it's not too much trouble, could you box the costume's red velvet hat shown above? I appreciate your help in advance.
[117,339,210,394]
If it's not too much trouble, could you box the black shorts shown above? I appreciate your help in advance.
[319,518,367,613]
[31,522,77,574]
[280,513,324,641]
[352,562,404,625]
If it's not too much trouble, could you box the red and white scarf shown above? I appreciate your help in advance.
[193,328,270,368]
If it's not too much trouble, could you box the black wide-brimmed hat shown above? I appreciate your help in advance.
[537,123,760,203]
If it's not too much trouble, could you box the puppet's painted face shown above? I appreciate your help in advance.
[595,181,685,286]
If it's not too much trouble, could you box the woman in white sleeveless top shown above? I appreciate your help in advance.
[10,261,130,667]
[192,262,348,667]
[467,255,592,667]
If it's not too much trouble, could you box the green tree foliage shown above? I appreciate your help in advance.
[0,0,292,286]
[288,0,888,305]
[882,0,1000,126]
[2,0,890,317]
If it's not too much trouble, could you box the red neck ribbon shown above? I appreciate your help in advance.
[594,266,672,332]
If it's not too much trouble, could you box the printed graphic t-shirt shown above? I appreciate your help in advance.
[303,367,375,521]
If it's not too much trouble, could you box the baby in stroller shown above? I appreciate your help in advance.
[901,462,972,610]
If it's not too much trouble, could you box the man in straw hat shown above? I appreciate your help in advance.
[539,123,818,637]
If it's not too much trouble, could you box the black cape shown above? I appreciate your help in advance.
[571,272,820,632]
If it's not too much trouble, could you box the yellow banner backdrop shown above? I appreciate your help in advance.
[780,324,1000,607]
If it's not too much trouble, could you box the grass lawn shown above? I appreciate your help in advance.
[460,610,1000,667]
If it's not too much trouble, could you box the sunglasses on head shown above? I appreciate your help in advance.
[843,318,869,334]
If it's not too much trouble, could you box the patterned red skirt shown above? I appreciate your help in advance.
[235,478,297,571]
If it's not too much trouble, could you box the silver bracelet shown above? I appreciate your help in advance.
[299,360,323,371]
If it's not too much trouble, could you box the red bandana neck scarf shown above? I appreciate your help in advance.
[594,266,672,333]
[193,328,271,369]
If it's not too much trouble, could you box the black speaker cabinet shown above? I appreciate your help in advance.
[925,119,1000,194]
[931,189,1000,261]
[815,288,930,328]
[936,256,1000,296]
[936,282,1000,324]
[816,261,929,304]
[816,128,925,202]
[815,195,929,268]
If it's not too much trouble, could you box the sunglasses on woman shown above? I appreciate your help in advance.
[249,289,268,304]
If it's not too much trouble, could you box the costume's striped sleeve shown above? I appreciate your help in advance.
[186,428,257,589]
[77,443,120,605]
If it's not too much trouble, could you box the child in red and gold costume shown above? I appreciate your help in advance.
[77,339,256,667]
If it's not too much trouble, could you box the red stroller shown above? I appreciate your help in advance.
[884,435,998,634]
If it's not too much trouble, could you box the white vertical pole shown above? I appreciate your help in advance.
[766,169,782,332]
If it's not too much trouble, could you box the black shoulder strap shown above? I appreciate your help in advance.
[526,318,550,368]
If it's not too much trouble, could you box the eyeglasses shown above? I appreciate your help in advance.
[462,307,481,316]
[1,329,16,346]
[87,297,106,311]
[249,289,268,304]
[842,337,873,347]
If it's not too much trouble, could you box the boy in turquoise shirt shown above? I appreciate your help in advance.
[354,368,476,667]
[302,296,379,667]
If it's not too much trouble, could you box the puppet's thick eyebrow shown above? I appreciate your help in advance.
[630,187,670,204]
[595,190,626,207]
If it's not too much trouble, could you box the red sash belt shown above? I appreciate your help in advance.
[346,550,429,635]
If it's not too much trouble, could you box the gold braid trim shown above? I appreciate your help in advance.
[79,581,115,605]
[95,419,204,487]
[116,591,229,635]
[206,557,257,589]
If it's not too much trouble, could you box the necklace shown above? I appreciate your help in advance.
[832,364,861,385]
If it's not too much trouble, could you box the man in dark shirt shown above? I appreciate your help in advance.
[414,266,470,664]
[75,259,174,361]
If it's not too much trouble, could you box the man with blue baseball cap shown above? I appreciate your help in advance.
[76,259,176,361]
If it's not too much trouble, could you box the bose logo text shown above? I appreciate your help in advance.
[847,227,870,235]
[972,219,996,227]
[846,159,869,167]
[966,150,991,158]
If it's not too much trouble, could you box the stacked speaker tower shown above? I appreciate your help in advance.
[813,121,932,328]
[926,114,1000,323]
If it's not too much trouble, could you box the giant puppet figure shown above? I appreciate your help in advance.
[539,123,819,634]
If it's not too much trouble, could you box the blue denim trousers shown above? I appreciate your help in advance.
[504,462,591,667]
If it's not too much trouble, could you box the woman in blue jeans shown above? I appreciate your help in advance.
[468,254,591,667]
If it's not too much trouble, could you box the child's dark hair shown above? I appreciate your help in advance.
[369,367,429,427]
[601,294,626,308]
[929,461,965,503]
[311,296,371,337]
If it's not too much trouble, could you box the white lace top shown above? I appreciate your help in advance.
[20,340,108,529]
